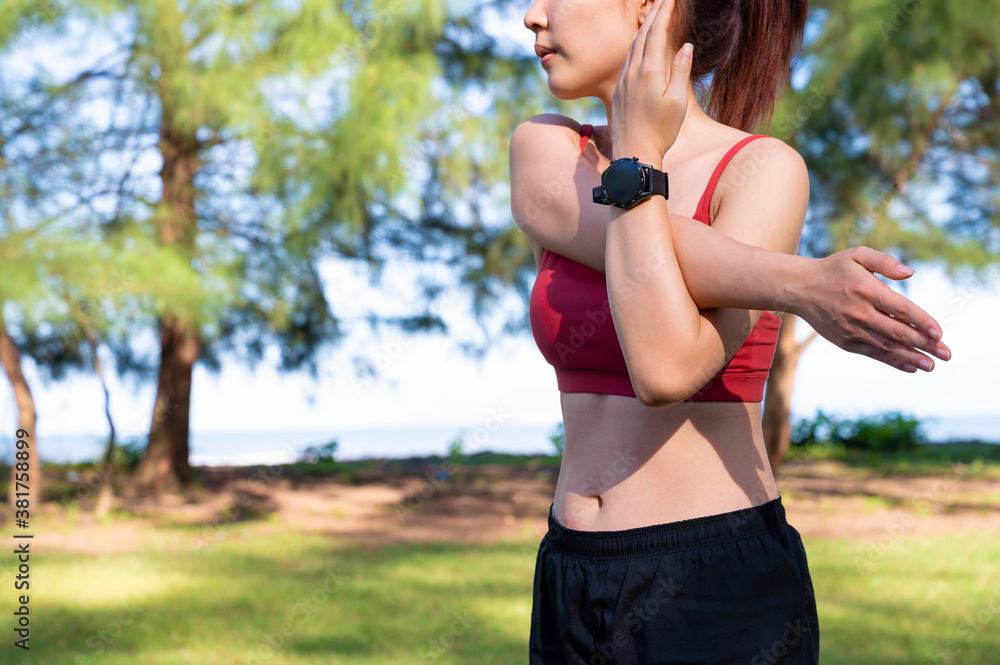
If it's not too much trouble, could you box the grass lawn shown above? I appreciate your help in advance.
[18,519,1000,664]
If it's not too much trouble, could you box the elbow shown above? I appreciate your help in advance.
[627,352,705,408]
[636,392,685,409]
[631,375,693,409]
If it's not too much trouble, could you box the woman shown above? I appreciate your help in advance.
[510,0,952,662]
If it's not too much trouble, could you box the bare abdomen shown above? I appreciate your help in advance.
[552,393,778,531]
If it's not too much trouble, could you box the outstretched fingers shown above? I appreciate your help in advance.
[845,246,949,357]
[869,281,951,359]
[844,340,919,373]
[850,245,916,281]
[844,327,933,373]
[866,326,935,371]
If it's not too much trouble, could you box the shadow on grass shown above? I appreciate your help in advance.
[26,536,538,665]
[23,528,1000,665]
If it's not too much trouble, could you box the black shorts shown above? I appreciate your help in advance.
[528,496,819,664]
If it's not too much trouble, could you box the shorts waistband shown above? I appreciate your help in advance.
[545,496,788,558]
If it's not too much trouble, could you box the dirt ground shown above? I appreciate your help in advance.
[31,458,1000,554]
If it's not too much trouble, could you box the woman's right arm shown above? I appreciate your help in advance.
[509,115,951,370]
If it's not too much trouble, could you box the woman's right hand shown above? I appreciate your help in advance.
[790,246,951,373]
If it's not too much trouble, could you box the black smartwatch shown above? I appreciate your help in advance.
[592,157,669,208]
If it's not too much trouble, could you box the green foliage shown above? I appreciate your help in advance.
[792,410,926,452]
[112,438,147,473]
[0,0,553,487]
[299,439,339,464]
[446,437,465,465]
[778,0,1000,267]
[1,0,553,391]
[549,422,564,457]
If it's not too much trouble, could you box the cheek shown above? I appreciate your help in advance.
[591,26,636,76]
[546,0,572,27]
[545,12,638,96]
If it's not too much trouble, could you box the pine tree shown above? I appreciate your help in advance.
[763,0,1000,469]
[0,0,77,519]
[2,0,550,497]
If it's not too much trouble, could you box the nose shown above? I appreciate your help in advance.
[523,0,547,33]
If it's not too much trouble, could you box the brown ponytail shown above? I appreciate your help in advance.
[675,0,808,132]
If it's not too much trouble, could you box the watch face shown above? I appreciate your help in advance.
[605,159,645,207]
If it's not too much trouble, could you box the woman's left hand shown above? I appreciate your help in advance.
[610,0,693,160]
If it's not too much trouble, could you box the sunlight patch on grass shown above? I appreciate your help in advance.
[806,532,1000,665]
[23,521,1000,665]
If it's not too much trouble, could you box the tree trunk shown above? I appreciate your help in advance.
[126,98,202,498]
[93,461,115,518]
[73,305,118,519]
[762,314,817,473]
[128,315,200,496]
[0,316,40,522]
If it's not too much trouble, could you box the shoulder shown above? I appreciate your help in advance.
[511,113,584,139]
[509,114,588,225]
[509,114,603,268]
[720,135,808,196]
[509,114,588,159]
[712,135,809,254]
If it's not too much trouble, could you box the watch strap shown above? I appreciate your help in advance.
[592,185,607,204]
[646,167,668,200]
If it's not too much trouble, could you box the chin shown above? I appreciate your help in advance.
[544,64,607,102]
[548,86,580,101]
[545,76,589,101]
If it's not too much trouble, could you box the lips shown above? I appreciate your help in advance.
[534,44,557,59]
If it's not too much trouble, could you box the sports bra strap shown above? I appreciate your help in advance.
[694,134,769,221]
[580,123,594,154]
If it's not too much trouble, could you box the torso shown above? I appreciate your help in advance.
[537,123,779,531]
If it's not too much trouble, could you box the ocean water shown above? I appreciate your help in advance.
[919,415,1000,446]
[0,424,563,467]
[1,416,996,467]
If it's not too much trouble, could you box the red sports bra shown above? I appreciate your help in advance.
[528,124,782,402]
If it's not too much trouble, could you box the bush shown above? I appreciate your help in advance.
[792,411,926,452]
[446,437,465,466]
[298,440,338,464]
[112,438,147,472]
[550,422,564,457]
